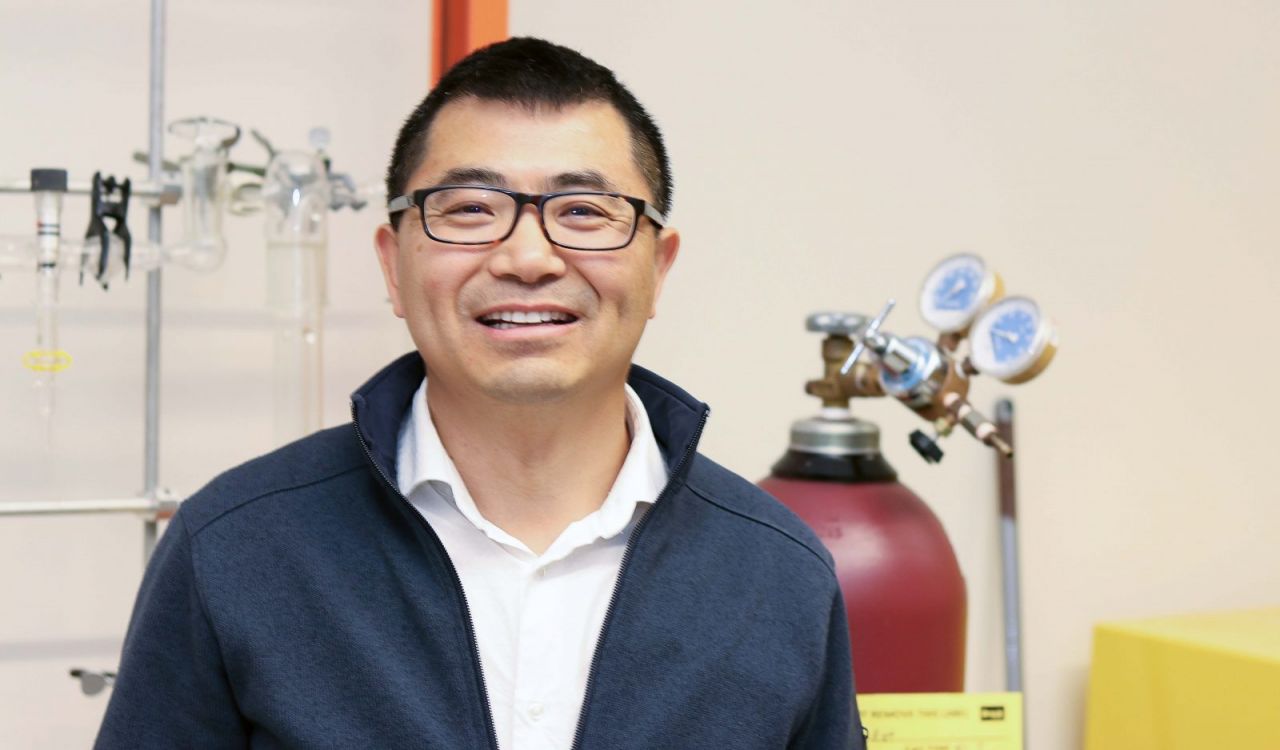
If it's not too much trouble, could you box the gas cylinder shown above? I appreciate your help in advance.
[759,313,967,693]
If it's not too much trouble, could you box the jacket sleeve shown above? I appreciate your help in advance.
[789,583,867,750]
[95,509,249,748]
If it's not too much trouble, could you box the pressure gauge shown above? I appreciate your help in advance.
[918,253,1002,333]
[969,296,1057,384]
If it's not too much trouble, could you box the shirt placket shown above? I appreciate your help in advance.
[510,559,563,750]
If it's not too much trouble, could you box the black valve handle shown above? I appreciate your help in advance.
[909,429,944,464]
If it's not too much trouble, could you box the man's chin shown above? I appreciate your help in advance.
[479,365,582,406]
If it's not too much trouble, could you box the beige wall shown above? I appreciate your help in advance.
[3,1,1278,747]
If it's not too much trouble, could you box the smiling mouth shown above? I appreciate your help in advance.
[477,310,579,330]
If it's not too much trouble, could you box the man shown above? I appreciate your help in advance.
[98,37,863,749]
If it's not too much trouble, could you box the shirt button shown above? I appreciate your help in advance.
[529,702,545,721]
[536,566,547,578]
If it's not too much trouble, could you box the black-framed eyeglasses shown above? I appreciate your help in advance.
[387,185,667,251]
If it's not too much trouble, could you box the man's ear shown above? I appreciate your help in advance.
[648,227,681,318]
[374,223,407,319]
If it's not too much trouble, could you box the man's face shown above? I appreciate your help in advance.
[375,97,680,405]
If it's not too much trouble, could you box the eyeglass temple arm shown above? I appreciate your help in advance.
[643,202,668,228]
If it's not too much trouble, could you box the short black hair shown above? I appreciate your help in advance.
[385,37,672,227]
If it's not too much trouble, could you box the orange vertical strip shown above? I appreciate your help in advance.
[432,0,509,87]
[463,0,508,53]
[431,0,447,85]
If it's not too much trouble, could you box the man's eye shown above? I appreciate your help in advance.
[448,202,493,216]
[560,202,608,219]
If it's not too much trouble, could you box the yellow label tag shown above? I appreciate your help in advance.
[859,692,1023,750]
[22,349,72,372]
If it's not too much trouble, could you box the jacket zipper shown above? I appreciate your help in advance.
[350,404,501,750]
[569,407,709,750]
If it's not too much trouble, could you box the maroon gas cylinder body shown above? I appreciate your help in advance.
[758,417,967,693]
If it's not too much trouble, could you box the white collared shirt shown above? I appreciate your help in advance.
[395,378,668,750]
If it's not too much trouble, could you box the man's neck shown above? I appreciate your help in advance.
[425,379,631,555]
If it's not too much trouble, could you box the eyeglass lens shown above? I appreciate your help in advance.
[423,188,636,249]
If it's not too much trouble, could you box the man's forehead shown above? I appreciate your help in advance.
[427,96,625,137]
[410,97,648,195]
[432,165,625,193]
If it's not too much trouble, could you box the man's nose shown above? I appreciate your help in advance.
[487,204,567,283]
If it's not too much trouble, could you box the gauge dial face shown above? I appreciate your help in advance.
[919,253,1001,333]
[969,296,1057,383]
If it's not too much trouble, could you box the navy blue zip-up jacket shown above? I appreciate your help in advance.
[97,353,865,749]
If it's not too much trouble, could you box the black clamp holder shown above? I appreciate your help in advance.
[82,172,133,288]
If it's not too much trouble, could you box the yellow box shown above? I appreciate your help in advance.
[1085,607,1280,750]
[858,692,1023,749]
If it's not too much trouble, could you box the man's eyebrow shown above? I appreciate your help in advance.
[547,170,621,193]
[435,167,508,187]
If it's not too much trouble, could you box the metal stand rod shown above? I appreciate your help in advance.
[0,179,178,204]
[0,498,169,517]
[143,0,166,565]
[994,398,1026,746]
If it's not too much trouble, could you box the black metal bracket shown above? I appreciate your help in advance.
[82,172,133,288]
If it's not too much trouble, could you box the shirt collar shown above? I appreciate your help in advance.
[396,377,669,561]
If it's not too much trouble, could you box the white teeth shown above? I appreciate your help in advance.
[481,310,575,326]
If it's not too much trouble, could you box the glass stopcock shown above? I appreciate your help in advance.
[918,253,1002,333]
[968,295,1057,384]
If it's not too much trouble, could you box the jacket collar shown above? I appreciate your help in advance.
[350,352,710,493]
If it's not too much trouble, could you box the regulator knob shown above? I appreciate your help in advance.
[840,299,896,375]
[806,312,867,336]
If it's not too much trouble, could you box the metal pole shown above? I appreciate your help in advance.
[994,398,1026,745]
[0,178,177,203]
[143,0,166,564]
[995,399,1023,688]
[0,498,163,517]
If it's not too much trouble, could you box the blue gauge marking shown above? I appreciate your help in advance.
[990,309,1037,363]
[933,267,982,311]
